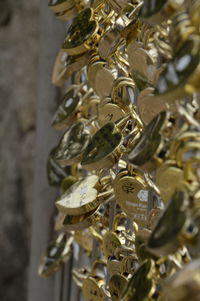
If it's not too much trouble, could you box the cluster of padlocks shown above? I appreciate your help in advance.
[38,0,200,300]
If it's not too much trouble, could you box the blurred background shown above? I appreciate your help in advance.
[0,1,39,300]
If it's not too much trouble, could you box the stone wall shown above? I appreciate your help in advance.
[0,1,39,300]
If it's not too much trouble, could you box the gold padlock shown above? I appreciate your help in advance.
[81,118,129,171]
[98,98,127,127]
[113,164,150,228]
[107,257,122,276]
[82,260,110,301]
[38,233,73,278]
[62,8,100,56]
[170,10,196,50]
[102,213,136,259]
[139,0,185,25]
[126,40,160,88]
[56,174,113,216]
[155,36,200,98]
[148,190,198,256]
[87,55,118,98]
[121,259,157,301]
[47,147,69,187]
[109,274,128,301]
[54,120,91,166]
[51,85,82,130]
[137,87,176,125]
[49,0,90,20]
[128,111,169,170]
[74,229,93,255]
[52,50,91,87]
[156,160,184,204]
[120,254,139,275]
[111,77,144,130]
[55,206,103,231]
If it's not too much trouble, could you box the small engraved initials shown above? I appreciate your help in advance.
[122,184,135,194]
[106,113,113,121]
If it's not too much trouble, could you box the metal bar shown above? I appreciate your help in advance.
[54,269,63,301]
[69,244,82,301]
[62,255,73,301]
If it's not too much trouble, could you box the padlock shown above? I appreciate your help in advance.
[47,147,70,187]
[139,0,185,25]
[56,174,113,216]
[62,8,101,56]
[54,120,91,166]
[148,190,199,256]
[102,213,136,259]
[128,111,169,170]
[113,164,151,228]
[156,160,184,203]
[155,36,200,98]
[55,206,103,231]
[38,233,73,277]
[87,55,118,98]
[109,274,128,301]
[81,117,130,171]
[121,259,157,301]
[82,260,110,301]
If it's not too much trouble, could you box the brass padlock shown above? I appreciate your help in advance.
[135,228,157,262]
[102,213,136,259]
[47,147,69,187]
[82,260,110,301]
[98,98,127,127]
[126,40,160,88]
[139,0,185,25]
[113,164,150,228]
[137,87,176,125]
[81,118,129,171]
[155,36,200,98]
[51,85,82,130]
[62,8,100,56]
[52,85,96,130]
[107,256,122,276]
[128,111,168,169]
[74,229,93,255]
[156,160,184,204]
[55,206,103,231]
[49,0,90,21]
[170,10,196,50]
[38,233,73,278]
[109,274,128,301]
[54,120,91,166]
[148,190,198,256]
[52,50,91,86]
[87,55,118,98]
[120,254,139,275]
[56,174,113,216]
[98,17,127,59]
[121,259,157,301]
